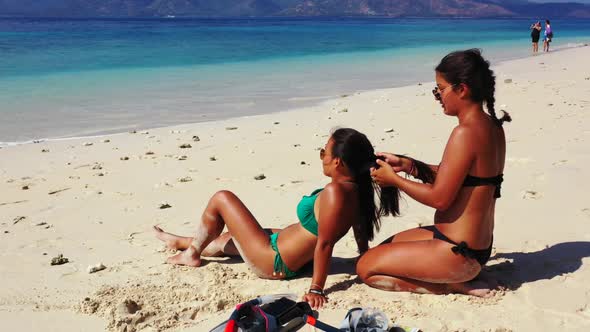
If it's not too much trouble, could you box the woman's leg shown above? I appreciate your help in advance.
[200,232,238,257]
[357,228,491,297]
[153,225,193,250]
[543,40,548,52]
[154,226,281,257]
[201,228,282,257]
[163,190,278,277]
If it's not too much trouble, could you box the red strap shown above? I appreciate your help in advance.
[306,315,317,326]
[224,320,237,332]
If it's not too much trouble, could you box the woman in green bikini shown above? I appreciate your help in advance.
[154,128,399,308]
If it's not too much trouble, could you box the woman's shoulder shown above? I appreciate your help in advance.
[451,123,478,139]
[322,182,353,194]
[448,121,491,150]
[319,182,357,202]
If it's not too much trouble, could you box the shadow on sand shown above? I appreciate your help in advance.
[202,242,590,293]
[200,255,358,279]
[278,256,358,280]
[486,241,590,290]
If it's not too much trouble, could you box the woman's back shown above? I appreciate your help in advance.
[435,113,505,249]
[278,182,360,270]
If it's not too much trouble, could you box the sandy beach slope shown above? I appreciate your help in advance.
[1,46,589,331]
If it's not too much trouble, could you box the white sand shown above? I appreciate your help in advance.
[1,46,589,331]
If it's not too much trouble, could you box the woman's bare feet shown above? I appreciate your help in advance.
[153,225,192,250]
[446,269,500,298]
[166,245,202,267]
[449,277,494,297]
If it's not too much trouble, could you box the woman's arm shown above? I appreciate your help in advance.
[403,156,439,183]
[352,223,368,255]
[377,152,438,182]
[303,183,353,309]
[372,126,475,210]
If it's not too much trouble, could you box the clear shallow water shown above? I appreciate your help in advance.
[1,17,589,143]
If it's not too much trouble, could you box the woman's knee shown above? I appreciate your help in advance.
[355,251,376,282]
[212,190,237,204]
[457,261,482,282]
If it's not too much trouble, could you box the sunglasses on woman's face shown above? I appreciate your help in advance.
[319,148,325,160]
[432,85,455,101]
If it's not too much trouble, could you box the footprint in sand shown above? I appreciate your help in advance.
[522,190,541,200]
[127,231,153,248]
[552,159,568,166]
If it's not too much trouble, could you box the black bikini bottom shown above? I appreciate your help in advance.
[421,225,493,266]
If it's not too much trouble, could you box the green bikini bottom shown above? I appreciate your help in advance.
[269,232,299,279]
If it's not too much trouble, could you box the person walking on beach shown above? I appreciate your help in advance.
[356,49,511,297]
[543,19,553,52]
[530,21,542,53]
[154,128,400,309]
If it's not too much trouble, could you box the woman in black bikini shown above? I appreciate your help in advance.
[531,21,541,53]
[357,49,511,297]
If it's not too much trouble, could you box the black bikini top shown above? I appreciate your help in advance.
[463,174,504,198]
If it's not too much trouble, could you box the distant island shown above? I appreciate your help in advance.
[1,0,590,19]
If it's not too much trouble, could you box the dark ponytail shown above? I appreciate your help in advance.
[330,128,400,244]
[435,49,512,126]
[483,63,512,126]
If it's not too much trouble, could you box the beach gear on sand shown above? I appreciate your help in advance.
[389,326,422,332]
[337,307,421,332]
[302,314,341,332]
[210,294,314,332]
[339,307,388,331]
[212,297,422,332]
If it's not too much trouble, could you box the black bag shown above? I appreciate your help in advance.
[211,297,314,332]
[260,297,314,331]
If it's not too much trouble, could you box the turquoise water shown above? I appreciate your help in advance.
[1,18,590,143]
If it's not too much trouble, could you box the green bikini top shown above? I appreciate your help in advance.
[296,188,322,236]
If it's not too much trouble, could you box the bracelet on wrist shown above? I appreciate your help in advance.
[396,154,415,175]
[308,288,325,297]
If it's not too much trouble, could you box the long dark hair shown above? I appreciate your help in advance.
[435,49,512,126]
[330,128,400,243]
